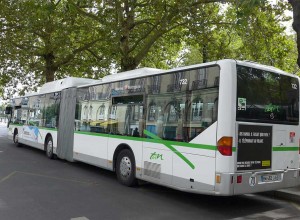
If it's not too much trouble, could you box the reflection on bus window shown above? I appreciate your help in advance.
[145,66,220,142]
[236,65,299,125]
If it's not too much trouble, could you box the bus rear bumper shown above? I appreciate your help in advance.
[215,169,300,196]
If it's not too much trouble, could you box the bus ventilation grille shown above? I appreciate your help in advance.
[144,161,161,179]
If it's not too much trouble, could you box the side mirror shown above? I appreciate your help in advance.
[5,106,12,115]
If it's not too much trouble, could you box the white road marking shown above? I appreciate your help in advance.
[71,217,90,220]
[230,208,297,219]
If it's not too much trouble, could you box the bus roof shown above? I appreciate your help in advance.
[39,77,101,94]
[18,59,297,98]
[77,59,297,89]
[235,60,292,76]
[101,68,163,82]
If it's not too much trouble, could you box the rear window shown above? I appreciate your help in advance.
[236,65,299,125]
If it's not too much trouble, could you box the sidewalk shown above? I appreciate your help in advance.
[263,186,300,204]
[0,122,8,137]
[0,121,7,126]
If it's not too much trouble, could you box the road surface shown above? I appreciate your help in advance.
[0,123,299,220]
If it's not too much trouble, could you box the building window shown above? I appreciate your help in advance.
[191,98,203,121]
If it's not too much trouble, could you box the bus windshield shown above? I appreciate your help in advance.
[236,65,299,125]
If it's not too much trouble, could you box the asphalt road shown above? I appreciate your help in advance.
[0,123,300,220]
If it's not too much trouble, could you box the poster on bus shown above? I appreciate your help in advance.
[22,126,42,142]
[237,124,272,170]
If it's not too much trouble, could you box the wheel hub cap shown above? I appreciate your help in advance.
[14,134,18,143]
[47,140,53,155]
[120,156,131,178]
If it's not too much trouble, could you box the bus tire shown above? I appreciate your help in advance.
[45,136,54,159]
[116,149,137,187]
[13,129,21,147]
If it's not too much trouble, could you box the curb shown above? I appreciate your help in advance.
[261,189,300,204]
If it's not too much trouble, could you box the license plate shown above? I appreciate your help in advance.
[260,174,281,183]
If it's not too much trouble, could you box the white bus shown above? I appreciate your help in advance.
[6,59,300,195]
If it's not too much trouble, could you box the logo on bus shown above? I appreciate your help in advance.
[179,79,188,85]
[249,176,256,187]
[150,152,164,160]
[291,83,298,90]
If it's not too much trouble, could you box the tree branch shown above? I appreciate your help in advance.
[55,38,100,67]
[87,49,103,61]
[289,0,300,67]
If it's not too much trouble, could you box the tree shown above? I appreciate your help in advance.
[229,1,297,72]
[71,0,250,71]
[289,0,300,68]
[0,0,104,86]
[0,0,296,100]
[181,1,298,73]
[181,3,238,64]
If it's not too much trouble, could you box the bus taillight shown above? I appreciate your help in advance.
[237,175,243,183]
[217,137,233,156]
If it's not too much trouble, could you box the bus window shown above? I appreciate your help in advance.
[236,65,299,125]
[145,66,219,142]
[110,95,143,137]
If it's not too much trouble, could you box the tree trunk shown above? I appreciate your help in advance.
[289,0,300,68]
[202,44,208,63]
[43,52,57,82]
[121,56,138,71]
[45,67,56,82]
[118,1,138,72]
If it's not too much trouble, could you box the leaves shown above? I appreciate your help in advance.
[0,0,102,84]
[0,0,298,100]
[289,0,300,68]
[181,1,297,73]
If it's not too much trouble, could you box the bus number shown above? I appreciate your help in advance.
[180,79,188,85]
[292,83,298,90]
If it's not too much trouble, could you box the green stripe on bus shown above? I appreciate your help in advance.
[39,127,57,131]
[144,130,195,169]
[76,130,299,153]
[75,131,109,137]
[10,124,57,131]
[272,147,299,151]
[10,123,23,127]
[143,130,158,139]
[144,136,216,150]
[75,130,216,151]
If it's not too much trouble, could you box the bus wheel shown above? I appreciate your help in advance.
[45,136,54,159]
[116,149,137,186]
[13,130,21,147]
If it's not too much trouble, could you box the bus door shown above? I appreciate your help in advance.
[10,105,27,140]
[107,94,144,171]
[11,97,29,142]
[109,95,144,136]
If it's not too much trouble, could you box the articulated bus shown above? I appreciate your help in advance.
[6,59,300,195]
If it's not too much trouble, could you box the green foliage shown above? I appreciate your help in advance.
[0,0,298,100]
[0,0,104,85]
[233,1,297,73]
[181,1,298,73]
[289,0,300,68]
